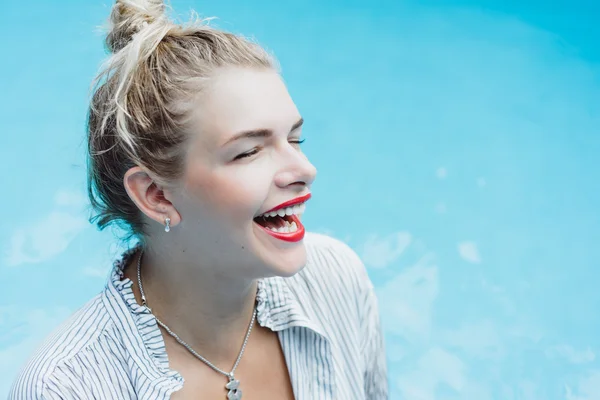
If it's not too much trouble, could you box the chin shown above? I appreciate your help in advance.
[260,241,308,278]
[248,218,309,278]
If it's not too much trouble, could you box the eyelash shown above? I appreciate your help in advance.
[234,139,306,161]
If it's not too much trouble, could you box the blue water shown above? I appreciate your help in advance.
[1,0,599,398]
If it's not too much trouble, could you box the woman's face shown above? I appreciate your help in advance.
[169,66,317,279]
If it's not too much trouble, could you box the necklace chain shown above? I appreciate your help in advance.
[136,250,257,379]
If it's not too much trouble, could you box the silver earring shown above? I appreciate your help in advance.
[164,217,171,233]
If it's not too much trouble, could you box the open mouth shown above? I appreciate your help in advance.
[253,213,299,233]
[253,199,308,242]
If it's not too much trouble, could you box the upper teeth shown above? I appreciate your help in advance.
[260,203,306,218]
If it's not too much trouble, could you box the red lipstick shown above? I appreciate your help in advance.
[263,193,311,214]
[254,193,311,243]
[255,214,305,242]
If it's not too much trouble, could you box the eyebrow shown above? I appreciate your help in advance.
[222,117,304,147]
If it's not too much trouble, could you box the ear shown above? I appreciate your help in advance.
[123,166,182,229]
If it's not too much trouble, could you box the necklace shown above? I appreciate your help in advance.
[136,250,255,400]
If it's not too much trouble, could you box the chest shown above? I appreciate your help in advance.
[163,325,362,400]
[168,329,295,400]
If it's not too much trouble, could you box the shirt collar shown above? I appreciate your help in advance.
[104,244,334,397]
[256,276,329,340]
[108,244,329,342]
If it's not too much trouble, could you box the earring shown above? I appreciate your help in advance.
[164,217,171,233]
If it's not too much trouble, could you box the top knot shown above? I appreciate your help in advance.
[105,0,166,53]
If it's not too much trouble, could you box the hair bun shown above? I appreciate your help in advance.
[105,0,166,53]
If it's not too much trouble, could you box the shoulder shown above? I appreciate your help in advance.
[8,294,115,399]
[303,231,372,291]
[286,232,374,319]
[289,232,380,350]
[304,231,362,268]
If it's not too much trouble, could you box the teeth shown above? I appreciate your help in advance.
[268,220,298,233]
[262,203,306,219]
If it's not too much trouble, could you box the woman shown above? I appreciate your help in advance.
[9,0,388,398]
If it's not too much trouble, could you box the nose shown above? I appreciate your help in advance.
[274,143,317,189]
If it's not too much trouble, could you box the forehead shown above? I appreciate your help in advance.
[193,67,300,146]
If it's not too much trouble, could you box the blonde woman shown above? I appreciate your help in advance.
[9,1,388,398]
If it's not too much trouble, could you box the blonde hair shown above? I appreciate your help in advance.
[87,0,277,244]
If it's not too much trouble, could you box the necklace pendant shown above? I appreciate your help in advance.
[226,375,242,400]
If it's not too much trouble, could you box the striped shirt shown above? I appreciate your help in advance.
[9,232,388,399]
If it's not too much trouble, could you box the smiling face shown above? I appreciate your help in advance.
[167,66,317,278]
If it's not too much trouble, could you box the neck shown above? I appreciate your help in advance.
[127,246,260,366]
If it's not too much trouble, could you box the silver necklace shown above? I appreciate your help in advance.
[136,250,255,400]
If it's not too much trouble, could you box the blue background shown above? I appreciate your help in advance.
[1,0,599,398]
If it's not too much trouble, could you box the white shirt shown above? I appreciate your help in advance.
[9,232,389,399]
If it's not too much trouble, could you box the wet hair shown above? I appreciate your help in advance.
[86,0,277,246]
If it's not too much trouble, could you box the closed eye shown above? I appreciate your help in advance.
[290,138,305,146]
[233,139,306,161]
[234,148,261,161]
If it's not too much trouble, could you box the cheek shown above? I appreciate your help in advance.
[184,167,270,221]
